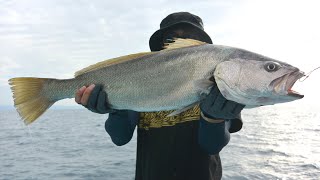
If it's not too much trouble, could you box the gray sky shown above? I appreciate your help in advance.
[1,0,320,107]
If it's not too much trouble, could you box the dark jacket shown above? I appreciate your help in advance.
[105,106,237,180]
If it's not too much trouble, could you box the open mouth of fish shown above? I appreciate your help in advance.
[270,70,305,98]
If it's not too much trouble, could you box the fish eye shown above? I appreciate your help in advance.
[264,62,280,72]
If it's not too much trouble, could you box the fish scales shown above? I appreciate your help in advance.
[8,39,304,124]
[50,45,226,111]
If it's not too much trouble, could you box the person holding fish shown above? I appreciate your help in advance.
[9,10,305,180]
[76,12,245,180]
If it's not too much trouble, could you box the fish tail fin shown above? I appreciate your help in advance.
[8,77,57,125]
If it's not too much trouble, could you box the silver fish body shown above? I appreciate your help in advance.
[70,44,222,111]
[9,43,304,124]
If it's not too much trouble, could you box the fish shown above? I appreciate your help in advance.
[8,38,304,124]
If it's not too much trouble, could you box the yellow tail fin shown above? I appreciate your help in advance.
[9,77,55,125]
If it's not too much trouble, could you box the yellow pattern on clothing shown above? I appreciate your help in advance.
[139,105,200,130]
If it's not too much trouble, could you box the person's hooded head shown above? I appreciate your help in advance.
[149,12,213,51]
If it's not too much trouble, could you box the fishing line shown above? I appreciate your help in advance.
[26,125,37,180]
[18,119,36,179]
[299,66,320,82]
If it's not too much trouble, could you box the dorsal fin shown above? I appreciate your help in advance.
[162,38,207,50]
[74,38,206,77]
[75,52,152,77]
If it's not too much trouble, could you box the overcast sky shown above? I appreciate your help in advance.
[1,0,320,108]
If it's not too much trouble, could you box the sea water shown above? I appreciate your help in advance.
[0,105,319,180]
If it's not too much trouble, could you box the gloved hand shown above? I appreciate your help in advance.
[84,84,114,114]
[200,82,245,120]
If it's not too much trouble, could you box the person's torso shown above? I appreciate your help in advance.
[135,105,222,180]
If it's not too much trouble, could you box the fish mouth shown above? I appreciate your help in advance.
[270,70,305,98]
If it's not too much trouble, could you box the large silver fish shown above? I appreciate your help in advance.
[9,39,304,124]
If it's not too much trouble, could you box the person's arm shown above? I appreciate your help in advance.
[105,110,139,146]
[75,84,138,146]
[198,116,231,155]
[199,83,245,154]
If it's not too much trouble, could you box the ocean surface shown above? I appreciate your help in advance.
[0,105,319,180]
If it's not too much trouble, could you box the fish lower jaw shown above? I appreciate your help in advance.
[287,89,304,98]
[273,88,303,99]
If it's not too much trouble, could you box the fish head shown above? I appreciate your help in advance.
[213,49,304,107]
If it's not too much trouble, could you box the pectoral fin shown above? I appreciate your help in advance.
[194,79,214,95]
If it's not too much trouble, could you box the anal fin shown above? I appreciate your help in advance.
[167,102,199,117]
[194,79,214,95]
